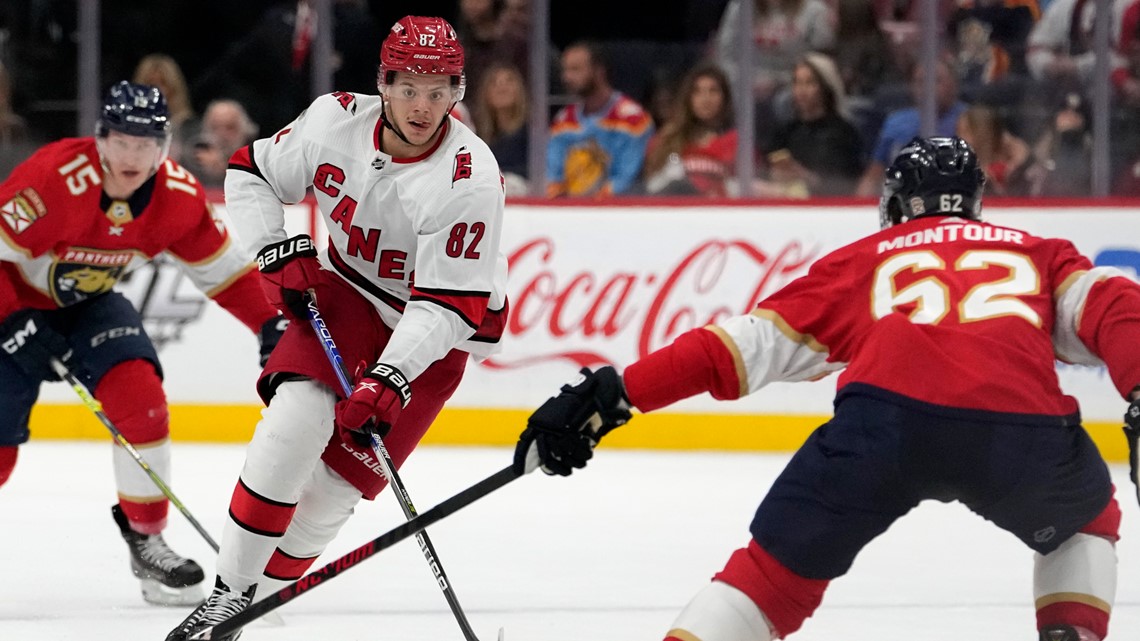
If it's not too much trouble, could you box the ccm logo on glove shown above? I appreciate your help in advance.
[1,316,39,354]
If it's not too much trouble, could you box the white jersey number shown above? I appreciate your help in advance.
[872,249,1041,326]
[59,154,101,196]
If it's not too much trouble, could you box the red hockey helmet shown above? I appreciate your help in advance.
[379,16,466,100]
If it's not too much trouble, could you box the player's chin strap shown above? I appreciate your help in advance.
[379,97,456,149]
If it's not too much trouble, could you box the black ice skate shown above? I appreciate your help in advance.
[166,576,256,641]
[111,504,205,606]
[1040,625,1101,641]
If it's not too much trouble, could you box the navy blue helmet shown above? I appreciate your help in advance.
[96,81,170,139]
[879,136,986,229]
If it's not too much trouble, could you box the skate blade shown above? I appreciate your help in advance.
[141,578,206,606]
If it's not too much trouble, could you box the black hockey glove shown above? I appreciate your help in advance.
[1124,388,1140,505]
[0,308,72,381]
[513,366,632,476]
[257,314,289,368]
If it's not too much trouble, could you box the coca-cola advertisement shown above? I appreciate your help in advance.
[34,203,1140,426]
[454,205,871,413]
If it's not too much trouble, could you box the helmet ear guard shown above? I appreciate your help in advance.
[878,136,986,229]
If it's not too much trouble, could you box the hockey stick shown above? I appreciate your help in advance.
[304,291,492,641]
[192,464,520,641]
[50,357,220,552]
[51,359,293,625]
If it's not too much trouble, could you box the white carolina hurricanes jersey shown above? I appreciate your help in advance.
[226,91,508,381]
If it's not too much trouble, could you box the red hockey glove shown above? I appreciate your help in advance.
[513,366,631,476]
[256,235,321,321]
[334,362,411,447]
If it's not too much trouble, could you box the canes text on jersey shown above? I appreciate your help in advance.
[314,163,411,281]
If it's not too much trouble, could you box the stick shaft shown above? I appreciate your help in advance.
[198,465,518,640]
[51,358,220,552]
[304,292,483,640]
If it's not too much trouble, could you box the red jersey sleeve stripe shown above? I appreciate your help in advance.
[227,144,265,181]
[471,300,508,344]
[409,286,490,330]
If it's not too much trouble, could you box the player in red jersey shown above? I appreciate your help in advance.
[515,137,1140,641]
[0,81,282,606]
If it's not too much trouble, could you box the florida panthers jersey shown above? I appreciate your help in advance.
[0,137,270,330]
[624,215,1140,419]
[226,91,508,381]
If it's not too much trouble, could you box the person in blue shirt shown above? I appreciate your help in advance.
[855,55,969,196]
[546,41,654,197]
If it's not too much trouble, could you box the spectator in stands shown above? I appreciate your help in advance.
[547,41,654,198]
[1113,5,1140,107]
[855,55,969,196]
[642,63,742,197]
[132,54,197,162]
[1110,14,1140,195]
[948,0,1038,77]
[871,0,960,72]
[0,61,30,147]
[183,99,259,188]
[1027,0,1129,99]
[712,0,836,125]
[192,0,380,135]
[0,61,33,179]
[833,0,904,108]
[474,62,529,194]
[1024,91,1093,195]
[764,53,865,196]
[955,104,1032,195]
[457,0,504,98]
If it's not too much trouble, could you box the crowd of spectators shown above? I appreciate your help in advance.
[3,0,1140,198]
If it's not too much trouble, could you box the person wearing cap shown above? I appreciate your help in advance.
[165,15,508,641]
[764,52,866,197]
[0,80,280,607]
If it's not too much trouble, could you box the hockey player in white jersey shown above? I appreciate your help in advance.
[166,15,508,640]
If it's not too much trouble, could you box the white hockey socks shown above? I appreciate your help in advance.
[666,580,775,641]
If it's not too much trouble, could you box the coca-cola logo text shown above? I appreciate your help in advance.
[483,237,817,370]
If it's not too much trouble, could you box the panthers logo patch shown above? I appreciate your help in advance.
[50,248,132,306]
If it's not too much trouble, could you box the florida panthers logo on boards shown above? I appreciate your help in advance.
[452,147,472,185]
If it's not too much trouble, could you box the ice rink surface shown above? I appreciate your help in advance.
[1,440,1139,641]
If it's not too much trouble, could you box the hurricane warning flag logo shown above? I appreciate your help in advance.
[452,148,472,185]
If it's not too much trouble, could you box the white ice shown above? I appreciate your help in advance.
[1,441,1138,640]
